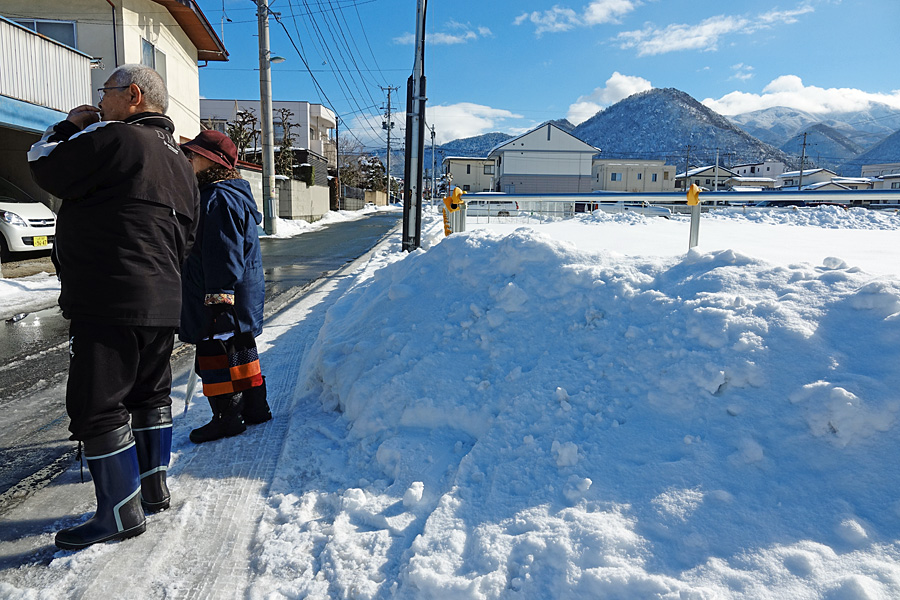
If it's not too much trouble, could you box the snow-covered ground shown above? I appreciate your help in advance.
[2,206,900,599]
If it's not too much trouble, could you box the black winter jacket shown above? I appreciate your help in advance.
[28,112,200,326]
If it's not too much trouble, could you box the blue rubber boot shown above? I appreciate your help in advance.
[56,424,146,550]
[132,406,172,513]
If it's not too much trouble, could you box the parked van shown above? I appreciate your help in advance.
[466,194,520,217]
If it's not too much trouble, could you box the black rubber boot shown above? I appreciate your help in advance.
[56,424,147,551]
[189,393,246,444]
[132,405,172,513]
[242,376,272,425]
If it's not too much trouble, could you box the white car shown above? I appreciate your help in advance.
[592,200,671,219]
[0,176,56,259]
[466,196,520,217]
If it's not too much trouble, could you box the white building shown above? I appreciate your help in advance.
[730,160,786,179]
[442,156,496,193]
[777,168,837,190]
[873,174,900,190]
[488,123,599,194]
[200,99,337,167]
[591,159,675,192]
[675,165,736,190]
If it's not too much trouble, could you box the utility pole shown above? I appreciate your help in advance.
[402,0,427,252]
[430,124,436,207]
[381,86,398,202]
[714,147,719,192]
[257,0,277,234]
[798,132,808,191]
[683,145,692,191]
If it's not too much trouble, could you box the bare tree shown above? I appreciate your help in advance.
[274,107,297,177]
[227,109,259,164]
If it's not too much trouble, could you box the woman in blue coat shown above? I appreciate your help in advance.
[180,130,271,443]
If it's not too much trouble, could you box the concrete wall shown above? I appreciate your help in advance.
[277,178,329,223]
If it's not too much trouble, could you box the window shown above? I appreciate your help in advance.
[466,165,471,175]
[141,38,167,81]
[652,173,658,182]
[14,19,76,47]
[637,173,642,180]
[610,173,622,181]
[484,165,494,175]
[663,172,669,180]
[750,166,756,173]
[705,179,711,185]
[463,185,470,191]
[892,182,900,189]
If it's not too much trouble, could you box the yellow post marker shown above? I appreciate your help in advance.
[687,183,701,249]
[442,187,466,236]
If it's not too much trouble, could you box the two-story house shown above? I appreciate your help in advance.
[200,99,337,169]
[442,156,496,193]
[675,165,736,191]
[591,159,676,193]
[1,1,226,205]
[488,123,599,194]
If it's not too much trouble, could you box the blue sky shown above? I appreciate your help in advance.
[196,0,900,147]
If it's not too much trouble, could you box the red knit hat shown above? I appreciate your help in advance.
[181,130,237,170]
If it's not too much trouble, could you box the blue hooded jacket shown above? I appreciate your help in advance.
[179,177,264,344]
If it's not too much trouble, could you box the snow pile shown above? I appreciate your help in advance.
[0,272,59,321]
[253,225,900,598]
[705,205,900,230]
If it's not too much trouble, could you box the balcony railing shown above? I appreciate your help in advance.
[0,16,92,113]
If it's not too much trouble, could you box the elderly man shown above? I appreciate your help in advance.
[28,64,199,550]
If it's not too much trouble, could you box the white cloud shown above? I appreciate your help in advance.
[426,103,524,144]
[730,63,755,81]
[566,72,652,124]
[616,3,814,56]
[394,21,491,45]
[515,0,638,35]
[702,75,900,115]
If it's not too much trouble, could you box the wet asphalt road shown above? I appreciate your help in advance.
[0,211,400,511]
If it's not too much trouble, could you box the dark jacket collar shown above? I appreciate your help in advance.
[124,112,175,133]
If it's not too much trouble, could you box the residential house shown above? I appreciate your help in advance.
[777,168,837,190]
[872,174,900,190]
[442,156,496,193]
[488,123,599,194]
[200,99,337,168]
[675,165,736,190]
[1,1,226,206]
[591,159,675,192]
[724,176,777,191]
[730,160,786,179]
[831,177,872,190]
[860,163,900,178]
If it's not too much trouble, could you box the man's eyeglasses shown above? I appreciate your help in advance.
[96,85,131,99]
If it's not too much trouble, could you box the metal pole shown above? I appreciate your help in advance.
[430,124,436,207]
[402,0,427,252]
[257,0,278,235]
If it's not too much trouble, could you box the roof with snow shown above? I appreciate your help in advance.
[779,168,837,178]
[488,123,599,156]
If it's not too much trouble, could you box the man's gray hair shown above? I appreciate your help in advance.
[108,64,169,114]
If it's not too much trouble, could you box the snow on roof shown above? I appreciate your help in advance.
[488,122,600,155]
[779,168,836,178]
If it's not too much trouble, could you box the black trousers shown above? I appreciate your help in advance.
[66,320,175,441]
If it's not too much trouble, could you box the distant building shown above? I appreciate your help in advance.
[724,176,777,190]
[442,156,496,193]
[777,168,837,190]
[200,99,337,167]
[675,165,736,190]
[831,177,872,190]
[591,159,675,192]
[860,163,900,178]
[488,123,599,194]
[730,160,786,179]
[872,173,900,190]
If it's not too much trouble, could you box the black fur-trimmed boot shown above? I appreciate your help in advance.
[132,405,172,513]
[242,376,272,425]
[55,424,147,550]
[189,393,246,444]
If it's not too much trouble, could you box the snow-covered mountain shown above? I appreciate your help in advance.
[779,123,865,173]
[729,104,900,149]
[838,127,900,176]
[438,132,514,157]
[571,88,796,170]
